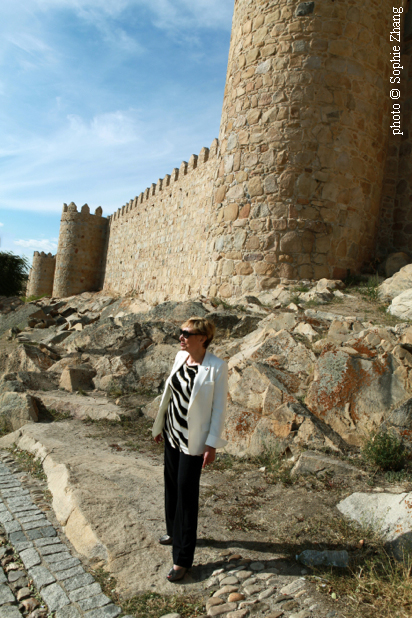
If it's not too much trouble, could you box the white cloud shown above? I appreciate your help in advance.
[0,223,3,227]
[14,238,58,253]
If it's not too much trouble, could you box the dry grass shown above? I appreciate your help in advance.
[90,567,205,618]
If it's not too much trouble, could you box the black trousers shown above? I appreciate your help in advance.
[164,437,203,569]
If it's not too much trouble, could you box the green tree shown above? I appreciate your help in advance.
[0,251,30,297]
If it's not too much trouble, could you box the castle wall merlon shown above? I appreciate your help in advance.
[188,155,198,171]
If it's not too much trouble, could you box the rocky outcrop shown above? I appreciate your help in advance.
[379,264,412,301]
[0,392,38,431]
[2,281,412,455]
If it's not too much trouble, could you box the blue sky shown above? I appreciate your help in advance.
[0,0,234,262]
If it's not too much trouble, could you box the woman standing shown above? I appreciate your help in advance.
[152,316,228,582]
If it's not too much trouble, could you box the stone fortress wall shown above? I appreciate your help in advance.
[102,142,218,303]
[26,252,56,298]
[27,0,412,301]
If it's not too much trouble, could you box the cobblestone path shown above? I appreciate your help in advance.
[0,452,130,618]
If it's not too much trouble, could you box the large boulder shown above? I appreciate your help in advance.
[5,344,55,373]
[379,264,412,301]
[337,492,412,560]
[388,289,412,320]
[305,345,408,446]
[59,366,97,392]
[0,392,38,432]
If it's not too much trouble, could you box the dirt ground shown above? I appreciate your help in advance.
[75,410,412,618]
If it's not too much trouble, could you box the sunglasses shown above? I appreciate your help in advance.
[179,329,200,339]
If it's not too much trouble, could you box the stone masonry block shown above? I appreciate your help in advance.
[29,565,56,589]
[41,583,70,611]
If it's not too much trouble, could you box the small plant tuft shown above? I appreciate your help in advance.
[362,430,406,471]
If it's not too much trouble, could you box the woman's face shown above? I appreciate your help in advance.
[179,326,207,355]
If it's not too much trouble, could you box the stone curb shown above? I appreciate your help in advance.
[0,452,124,618]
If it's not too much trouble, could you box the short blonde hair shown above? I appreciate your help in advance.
[181,316,216,349]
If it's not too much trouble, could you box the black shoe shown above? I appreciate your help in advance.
[167,566,187,582]
[159,534,173,545]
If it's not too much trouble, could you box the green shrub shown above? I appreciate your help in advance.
[0,251,30,297]
[362,431,406,471]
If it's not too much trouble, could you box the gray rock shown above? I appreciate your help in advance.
[50,557,81,572]
[63,572,94,592]
[0,567,6,584]
[14,541,33,552]
[83,605,121,618]
[41,582,70,611]
[249,561,265,571]
[0,582,15,604]
[159,614,182,618]
[35,537,63,546]
[44,551,73,564]
[28,565,56,589]
[292,452,364,478]
[55,606,82,618]
[54,565,85,581]
[8,570,25,583]
[8,532,27,544]
[279,579,307,595]
[77,593,111,611]
[18,514,46,524]
[68,582,102,602]
[0,607,23,618]
[38,543,68,556]
[19,547,41,569]
[0,511,13,523]
[21,518,49,530]
[338,491,412,560]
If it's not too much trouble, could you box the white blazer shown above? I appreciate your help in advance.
[152,350,228,456]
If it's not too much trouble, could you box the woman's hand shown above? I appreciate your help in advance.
[154,434,163,444]
[202,446,216,469]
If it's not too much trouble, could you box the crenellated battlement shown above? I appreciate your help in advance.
[62,202,104,217]
[108,139,218,224]
[33,252,55,259]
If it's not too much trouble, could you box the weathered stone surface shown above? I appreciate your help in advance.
[40,582,70,611]
[379,264,412,301]
[0,582,15,603]
[37,391,121,422]
[28,565,56,589]
[305,347,408,445]
[0,392,38,431]
[5,344,54,373]
[388,289,412,320]
[59,367,96,392]
[292,452,365,477]
[0,607,23,618]
[19,547,41,569]
[338,492,412,560]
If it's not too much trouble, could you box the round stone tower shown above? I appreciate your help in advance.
[26,252,56,298]
[210,0,395,298]
[52,203,109,298]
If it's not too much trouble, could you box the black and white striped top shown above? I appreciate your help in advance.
[164,362,199,454]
